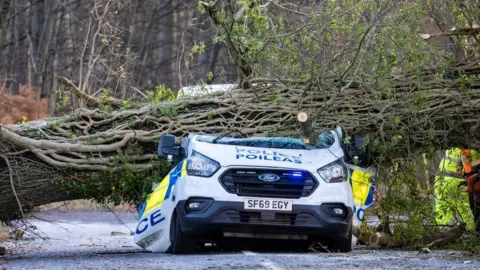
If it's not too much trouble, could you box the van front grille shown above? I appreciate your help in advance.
[218,168,318,199]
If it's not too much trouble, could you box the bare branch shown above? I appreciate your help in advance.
[420,26,480,40]
[0,154,24,219]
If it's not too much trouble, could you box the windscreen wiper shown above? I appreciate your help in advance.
[212,130,247,143]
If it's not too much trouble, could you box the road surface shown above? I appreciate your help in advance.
[1,210,479,270]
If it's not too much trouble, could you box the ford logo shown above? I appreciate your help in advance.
[258,173,280,182]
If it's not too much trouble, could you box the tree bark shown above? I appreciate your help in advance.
[0,150,76,222]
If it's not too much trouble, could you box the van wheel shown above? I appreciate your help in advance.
[169,213,196,254]
[328,228,353,252]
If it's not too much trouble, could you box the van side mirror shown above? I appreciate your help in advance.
[346,134,369,167]
[157,134,183,160]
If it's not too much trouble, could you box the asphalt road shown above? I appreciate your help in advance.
[1,210,480,270]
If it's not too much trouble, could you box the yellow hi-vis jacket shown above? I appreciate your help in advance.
[437,148,462,178]
[437,148,480,177]
[434,148,478,229]
[471,150,480,165]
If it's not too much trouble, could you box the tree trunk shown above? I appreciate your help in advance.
[0,152,75,222]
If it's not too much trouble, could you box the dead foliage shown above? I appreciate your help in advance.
[0,84,49,124]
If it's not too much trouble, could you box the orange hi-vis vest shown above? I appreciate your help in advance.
[460,149,480,174]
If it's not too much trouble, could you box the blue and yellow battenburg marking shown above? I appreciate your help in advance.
[138,160,188,219]
[348,166,376,222]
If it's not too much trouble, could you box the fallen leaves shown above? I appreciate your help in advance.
[0,85,49,125]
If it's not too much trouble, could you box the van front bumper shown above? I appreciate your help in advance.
[174,198,353,240]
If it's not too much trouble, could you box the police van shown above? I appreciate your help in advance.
[133,127,376,254]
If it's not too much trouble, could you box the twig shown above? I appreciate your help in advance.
[420,27,480,40]
[130,86,148,99]
[55,75,122,108]
[103,204,134,235]
[339,1,392,90]
[424,224,466,249]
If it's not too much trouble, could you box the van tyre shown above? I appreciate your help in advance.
[329,228,353,253]
[169,213,196,254]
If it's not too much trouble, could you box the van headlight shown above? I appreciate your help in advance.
[186,151,220,177]
[317,161,348,183]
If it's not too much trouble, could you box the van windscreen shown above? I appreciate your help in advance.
[195,133,334,150]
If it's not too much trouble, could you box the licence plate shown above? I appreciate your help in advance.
[244,198,293,211]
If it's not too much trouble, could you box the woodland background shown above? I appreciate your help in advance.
[0,0,237,123]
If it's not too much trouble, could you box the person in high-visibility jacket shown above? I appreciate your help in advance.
[434,148,478,230]
[458,148,480,177]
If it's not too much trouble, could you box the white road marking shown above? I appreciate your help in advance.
[242,250,284,270]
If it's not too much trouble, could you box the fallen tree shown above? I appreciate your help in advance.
[2,64,480,222]
[2,0,480,255]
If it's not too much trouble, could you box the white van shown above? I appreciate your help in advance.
[133,127,376,254]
